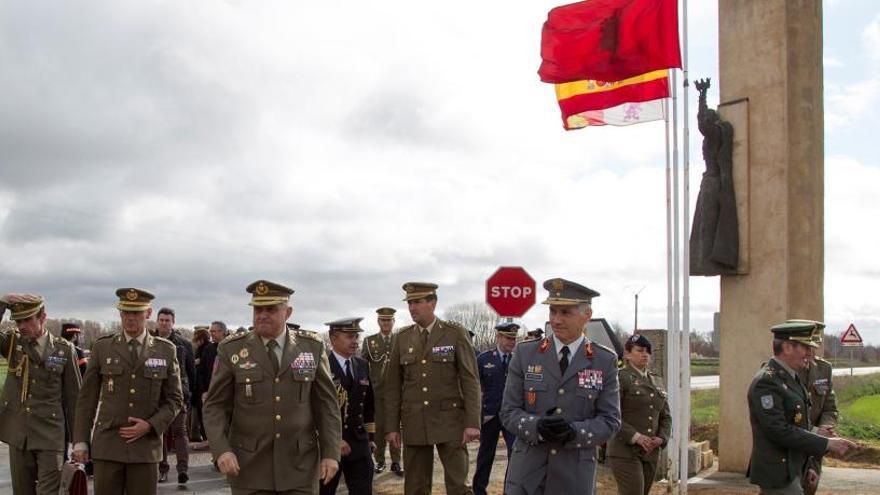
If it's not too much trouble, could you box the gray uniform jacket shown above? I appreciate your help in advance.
[500,336,621,495]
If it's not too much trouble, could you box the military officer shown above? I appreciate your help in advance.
[0,294,82,495]
[384,282,481,495]
[608,334,672,495]
[747,321,856,494]
[792,320,839,495]
[203,280,341,494]
[73,288,184,495]
[472,322,519,495]
[361,307,403,475]
[322,317,376,495]
[500,278,621,495]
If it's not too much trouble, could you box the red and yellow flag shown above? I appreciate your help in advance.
[555,69,669,130]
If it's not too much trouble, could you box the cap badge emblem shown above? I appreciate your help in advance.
[255,282,269,296]
[551,279,564,292]
[126,289,139,301]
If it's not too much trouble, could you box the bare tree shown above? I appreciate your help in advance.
[443,301,501,353]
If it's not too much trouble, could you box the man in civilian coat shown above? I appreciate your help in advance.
[500,278,621,495]
[72,288,184,495]
[203,280,341,494]
[384,282,482,495]
[472,322,519,495]
[322,317,376,495]
[0,294,82,495]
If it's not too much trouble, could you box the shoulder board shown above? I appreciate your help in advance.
[814,356,832,366]
[590,341,616,356]
[398,324,417,334]
[97,333,117,341]
[220,332,249,346]
[296,329,322,342]
[152,335,175,347]
[515,338,541,349]
[442,320,469,332]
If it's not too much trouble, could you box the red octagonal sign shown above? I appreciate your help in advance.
[486,266,536,318]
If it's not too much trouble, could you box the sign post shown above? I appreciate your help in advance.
[485,267,536,318]
[840,323,863,376]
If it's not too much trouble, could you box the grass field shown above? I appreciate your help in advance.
[690,357,720,376]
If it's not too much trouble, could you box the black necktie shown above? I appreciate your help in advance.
[502,353,510,372]
[267,340,279,374]
[129,340,139,363]
[345,359,354,387]
[559,346,570,374]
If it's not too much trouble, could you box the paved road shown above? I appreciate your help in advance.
[691,366,880,390]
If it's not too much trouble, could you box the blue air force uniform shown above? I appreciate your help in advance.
[472,325,517,495]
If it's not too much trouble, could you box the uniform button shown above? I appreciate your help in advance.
[130,389,136,394]
[422,373,427,377]
[648,416,653,420]
[555,408,562,414]
[650,393,654,397]
[588,394,594,399]
[550,448,557,455]
[275,396,281,402]
[421,359,427,364]
[781,458,786,463]
[304,377,310,381]
[276,433,281,438]
[423,401,429,406]
[275,415,281,420]
[422,387,428,392]
[129,403,134,408]
[588,432,593,438]
[275,378,280,383]
[25,407,30,412]
[131,374,136,379]
[558,389,565,395]
[453,403,457,407]
[580,429,586,434]
[245,378,251,383]
[647,428,653,433]
[650,405,655,409]
[576,443,582,448]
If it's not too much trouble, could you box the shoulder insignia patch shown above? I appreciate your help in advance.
[592,342,616,356]
[761,395,774,409]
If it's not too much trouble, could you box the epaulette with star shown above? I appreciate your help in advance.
[296,329,322,342]
[220,332,248,345]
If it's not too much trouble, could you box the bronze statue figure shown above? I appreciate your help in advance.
[690,78,739,275]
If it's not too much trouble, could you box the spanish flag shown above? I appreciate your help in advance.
[555,69,669,130]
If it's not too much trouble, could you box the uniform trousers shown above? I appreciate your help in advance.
[159,408,189,475]
[93,460,158,495]
[472,416,514,495]
[403,441,473,495]
[8,444,63,495]
[373,412,401,465]
[320,452,374,495]
[761,477,804,495]
[608,455,658,495]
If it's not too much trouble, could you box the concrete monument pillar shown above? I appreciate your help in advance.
[716,0,824,472]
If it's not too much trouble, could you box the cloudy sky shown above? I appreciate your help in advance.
[1,1,877,344]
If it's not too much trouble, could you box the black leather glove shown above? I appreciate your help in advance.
[548,421,576,443]
[537,416,568,442]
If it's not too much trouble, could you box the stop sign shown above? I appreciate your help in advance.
[486,266,536,317]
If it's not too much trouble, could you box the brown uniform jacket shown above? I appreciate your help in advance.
[362,332,394,390]
[0,330,81,451]
[203,329,342,492]
[74,332,183,463]
[607,364,672,463]
[384,319,481,445]
[799,357,838,430]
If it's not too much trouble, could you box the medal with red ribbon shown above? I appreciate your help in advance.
[538,338,550,354]
[585,341,594,358]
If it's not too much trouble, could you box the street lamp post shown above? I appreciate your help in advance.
[634,286,646,332]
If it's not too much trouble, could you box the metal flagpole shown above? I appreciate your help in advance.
[679,0,692,491]
[671,64,683,492]
[663,95,678,491]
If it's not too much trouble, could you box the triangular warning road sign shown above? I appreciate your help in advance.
[840,323,863,346]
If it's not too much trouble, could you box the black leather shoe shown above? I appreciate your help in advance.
[178,472,189,485]
[158,471,168,483]
[391,462,404,477]
[375,461,386,473]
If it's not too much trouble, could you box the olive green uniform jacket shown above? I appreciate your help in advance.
[384,319,481,445]
[362,332,393,422]
[747,358,828,489]
[203,329,342,492]
[0,330,81,451]
[800,357,838,430]
[74,332,184,463]
[607,364,672,463]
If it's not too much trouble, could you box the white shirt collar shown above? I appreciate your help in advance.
[496,346,511,358]
[332,350,354,370]
[417,317,437,334]
[260,330,287,349]
[628,363,649,378]
[554,334,585,360]
[125,330,147,346]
